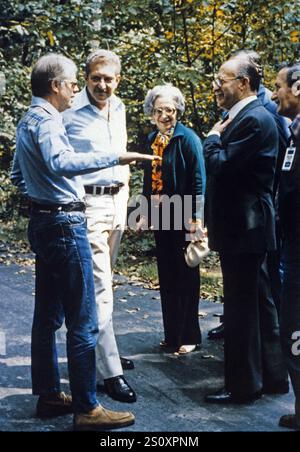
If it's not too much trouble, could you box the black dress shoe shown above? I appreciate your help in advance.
[104,376,137,403]
[279,414,300,430]
[207,323,224,340]
[262,380,289,395]
[205,387,262,404]
[120,356,134,370]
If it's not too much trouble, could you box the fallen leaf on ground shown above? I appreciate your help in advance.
[125,308,141,313]
[198,311,207,318]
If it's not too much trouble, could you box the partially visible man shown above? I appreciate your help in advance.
[272,62,300,430]
[63,49,135,403]
[11,53,157,430]
[204,58,280,403]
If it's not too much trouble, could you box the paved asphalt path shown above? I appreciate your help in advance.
[0,261,295,433]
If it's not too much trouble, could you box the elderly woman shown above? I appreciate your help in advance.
[140,84,206,354]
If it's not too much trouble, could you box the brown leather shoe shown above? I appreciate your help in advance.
[36,391,73,418]
[73,405,135,431]
[279,414,300,430]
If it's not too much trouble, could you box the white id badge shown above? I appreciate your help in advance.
[282,143,296,171]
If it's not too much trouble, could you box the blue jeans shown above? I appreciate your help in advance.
[28,211,99,414]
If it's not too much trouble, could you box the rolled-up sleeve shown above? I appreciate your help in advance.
[38,119,120,178]
[10,151,28,195]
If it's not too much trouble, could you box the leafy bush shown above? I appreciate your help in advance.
[1,0,299,228]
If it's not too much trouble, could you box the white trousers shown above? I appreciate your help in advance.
[85,186,128,381]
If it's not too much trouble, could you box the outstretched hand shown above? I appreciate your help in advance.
[119,153,162,165]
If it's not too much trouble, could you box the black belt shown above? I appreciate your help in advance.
[30,201,86,214]
[84,184,124,196]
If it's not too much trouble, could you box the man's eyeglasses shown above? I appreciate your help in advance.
[152,107,176,116]
[213,76,242,88]
[60,79,79,89]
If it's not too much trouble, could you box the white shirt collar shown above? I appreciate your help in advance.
[228,95,257,120]
[72,87,122,112]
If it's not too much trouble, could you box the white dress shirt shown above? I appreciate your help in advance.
[63,88,129,186]
[207,95,257,137]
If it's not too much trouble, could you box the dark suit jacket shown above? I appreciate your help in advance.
[204,99,278,254]
[257,84,289,196]
[279,124,300,253]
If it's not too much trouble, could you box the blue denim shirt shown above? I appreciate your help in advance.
[11,97,119,204]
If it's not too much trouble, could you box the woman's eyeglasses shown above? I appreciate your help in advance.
[152,107,176,116]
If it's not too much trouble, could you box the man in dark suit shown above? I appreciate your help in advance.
[272,62,300,430]
[208,50,290,340]
[204,58,281,403]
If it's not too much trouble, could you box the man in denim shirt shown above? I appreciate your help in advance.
[11,53,157,431]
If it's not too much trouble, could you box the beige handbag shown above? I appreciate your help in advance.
[184,237,210,267]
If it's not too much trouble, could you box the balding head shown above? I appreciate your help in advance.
[213,59,260,110]
[221,59,260,92]
[229,50,263,77]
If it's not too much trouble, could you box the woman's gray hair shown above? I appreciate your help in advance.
[31,53,77,97]
[143,84,185,116]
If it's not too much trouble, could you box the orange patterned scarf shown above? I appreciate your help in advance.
[151,127,174,194]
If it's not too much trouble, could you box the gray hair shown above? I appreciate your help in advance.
[31,53,77,97]
[143,84,185,116]
[230,49,263,77]
[235,60,261,92]
[85,49,121,76]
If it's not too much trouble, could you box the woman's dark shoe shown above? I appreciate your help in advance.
[159,340,168,348]
[207,323,224,340]
[159,341,177,353]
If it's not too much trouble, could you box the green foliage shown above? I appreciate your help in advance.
[100,0,299,141]
[115,228,158,283]
[0,0,299,227]
[0,0,102,168]
[0,171,20,218]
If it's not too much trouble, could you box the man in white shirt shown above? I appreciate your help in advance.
[64,49,135,403]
